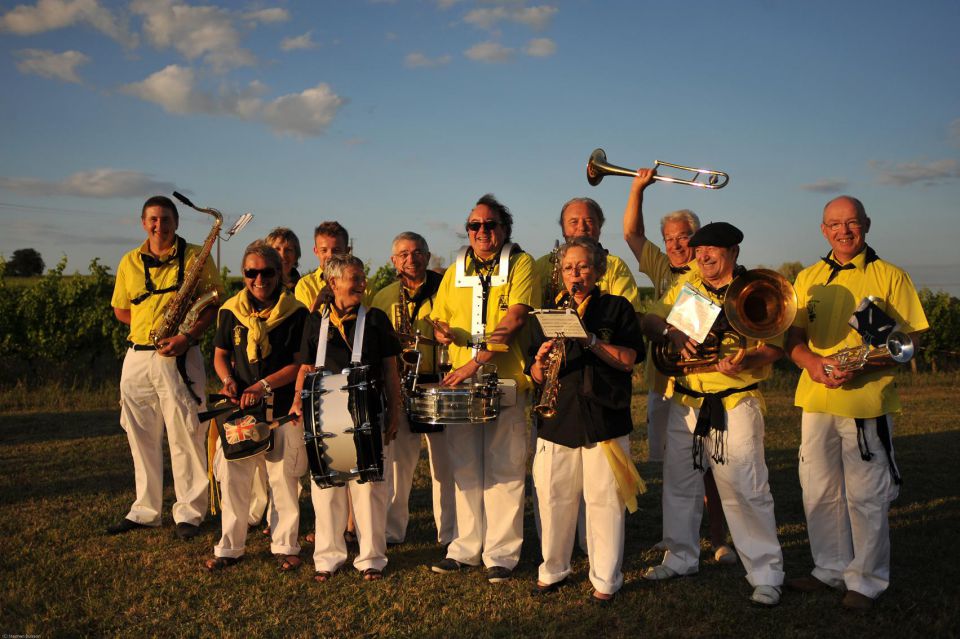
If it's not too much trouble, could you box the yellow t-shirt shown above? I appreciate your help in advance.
[111,237,225,346]
[294,269,327,310]
[636,239,699,395]
[371,277,441,374]
[431,250,541,391]
[792,248,928,418]
[649,272,782,411]
[534,251,642,312]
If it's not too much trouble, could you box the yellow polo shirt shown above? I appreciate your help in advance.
[649,272,782,411]
[294,269,327,309]
[371,277,440,373]
[637,239,699,394]
[534,251,643,311]
[431,250,541,391]
[792,248,928,418]
[112,237,225,346]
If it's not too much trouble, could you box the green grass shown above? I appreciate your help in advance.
[1,376,958,638]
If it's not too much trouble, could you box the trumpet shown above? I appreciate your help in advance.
[822,331,915,376]
[653,269,796,376]
[586,148,729,189]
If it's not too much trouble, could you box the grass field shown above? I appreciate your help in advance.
[1,374,958,638]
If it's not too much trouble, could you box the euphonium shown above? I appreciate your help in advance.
[149,192,223,349]
[534,284,580,419]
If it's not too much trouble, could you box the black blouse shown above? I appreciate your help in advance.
[300,307,402,384]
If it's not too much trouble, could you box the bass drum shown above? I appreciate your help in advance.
[302,366,384,489]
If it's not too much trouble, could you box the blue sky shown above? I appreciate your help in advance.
[1,0,958,294]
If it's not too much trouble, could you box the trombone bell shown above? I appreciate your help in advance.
[586,148,729,189]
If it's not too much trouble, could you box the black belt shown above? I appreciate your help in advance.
[127,342,157,351]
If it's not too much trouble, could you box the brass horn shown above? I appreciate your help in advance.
[586,148,729,189]
[653,269,796,376]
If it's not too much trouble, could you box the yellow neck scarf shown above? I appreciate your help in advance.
[328,304,359,349]
[221,289,303,363]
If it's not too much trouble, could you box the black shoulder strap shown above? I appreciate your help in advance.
[131,237,187,305]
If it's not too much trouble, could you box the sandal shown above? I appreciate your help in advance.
[314,570,333,583]
[344,531,358,545]
[305,533,315,545]
[275,554,302,572]
[362,568,383,581]
[204,556,242,572]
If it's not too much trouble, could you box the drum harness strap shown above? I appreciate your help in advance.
[315,306,367,368]
[455,243,513,343]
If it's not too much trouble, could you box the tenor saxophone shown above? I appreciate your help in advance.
[149,192,223,349]
[534,284,580,419]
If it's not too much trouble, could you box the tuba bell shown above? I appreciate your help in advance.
[653,269,797,376]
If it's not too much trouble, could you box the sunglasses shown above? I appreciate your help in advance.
[244,267,277,279]
[466,221,499,232]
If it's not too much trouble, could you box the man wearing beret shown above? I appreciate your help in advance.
[639,222,786,606]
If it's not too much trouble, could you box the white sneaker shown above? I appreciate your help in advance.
[642,565,679,581]
[751,585,781,607]
[714,544,737,565]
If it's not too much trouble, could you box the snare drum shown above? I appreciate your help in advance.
[302,366,384,488]
[406,381,500,425]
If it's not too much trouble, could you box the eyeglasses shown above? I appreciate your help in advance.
[466,221,499,232]
[561,264,593,275]
[394,249,428,260]
[244,267,277,279]
[824,220,864,232]
[664,233,692,243]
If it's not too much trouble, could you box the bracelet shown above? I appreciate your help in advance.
[473,352,483,365]
[259,378,272,394]
[587,333,598,350]
[221,375,234,384]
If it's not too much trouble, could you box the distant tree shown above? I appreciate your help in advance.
[776,261,805,283]
[367,262,398,298]
[7,248,45,276]
[918,288,960,372]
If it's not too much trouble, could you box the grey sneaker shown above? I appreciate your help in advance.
[487,566,512,583]
[431,558,466,574]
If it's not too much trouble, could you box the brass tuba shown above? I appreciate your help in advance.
[653,269,797,376]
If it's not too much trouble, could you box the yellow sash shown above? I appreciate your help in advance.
[600,439,646,513]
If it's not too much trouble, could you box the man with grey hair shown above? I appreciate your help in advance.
[371,232,456,546]
[623,169,734,565]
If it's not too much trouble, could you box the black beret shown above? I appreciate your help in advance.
[688,221,743,248]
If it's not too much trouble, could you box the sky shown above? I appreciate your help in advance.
[1,0,959,295]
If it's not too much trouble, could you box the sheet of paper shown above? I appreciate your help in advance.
[666,283,722,343]
[531,309,588,339]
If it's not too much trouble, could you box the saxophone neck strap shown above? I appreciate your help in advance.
[132,236,187,305]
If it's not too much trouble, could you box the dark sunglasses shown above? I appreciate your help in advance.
[244,267,277,279]
[466,221,499,232]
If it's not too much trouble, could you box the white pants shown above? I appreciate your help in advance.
[248,461,269,526]
[213,422,307,558]
[534,436,629,595]
[118,347,208,526]
[445,398,527,569]
[311,474,388,573]
[384,413,457,544]
[660,398,784,587]
[799,412,898,598]
[646,391,672,463]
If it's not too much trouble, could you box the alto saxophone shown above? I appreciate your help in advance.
[149,192,223,349]
[396,283,423,394]
[534,284,580,419]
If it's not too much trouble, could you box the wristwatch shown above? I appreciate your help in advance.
[588,333,598,350]
[259,378,272,394]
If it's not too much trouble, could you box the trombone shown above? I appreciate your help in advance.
[586,148,729,189]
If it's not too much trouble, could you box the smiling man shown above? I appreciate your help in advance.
[785,196,928,610]
[294,221,350,312]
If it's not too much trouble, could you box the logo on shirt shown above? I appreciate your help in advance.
[806,300,818,323]
[233,325,243,346]
[498,294,508,311]
[597,327,613,343]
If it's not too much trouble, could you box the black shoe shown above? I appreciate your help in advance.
[487,566,512,584]
[431,558,466,574]
[175,522,201,540]
[531,577,567,596]
[106,518,150,535]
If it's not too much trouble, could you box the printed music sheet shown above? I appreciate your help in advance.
[666,283,722,343]
[531,309,589,339]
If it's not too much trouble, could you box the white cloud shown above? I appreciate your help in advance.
[0,0,137,46]
[243,7,288,23]
[130,0,255,72]
[405,52,452,68]
[260,84,344,137]
[122,65,345,137]
[464,4,556,31]
[281,31,317,51]
[465,41,513,63]
[799,178,849,193]
[0,168,177,198]
[524,37,555,57]
[15,48,90,83]
[868,159,960,186]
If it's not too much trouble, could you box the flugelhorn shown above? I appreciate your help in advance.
[822,331,915,376]
[586,148,729,189]
[653,269,796,376]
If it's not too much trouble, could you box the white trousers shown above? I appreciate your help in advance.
[118,347,208,526]
[646,391,672,463]
[213,422,307,558]
[660,398,784,587]
[311,473,388,573]
[533,436,628,595]
[799,412,898,598]
[248,461,269,526]
[445,398,527,569]
[384,413,457,544]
